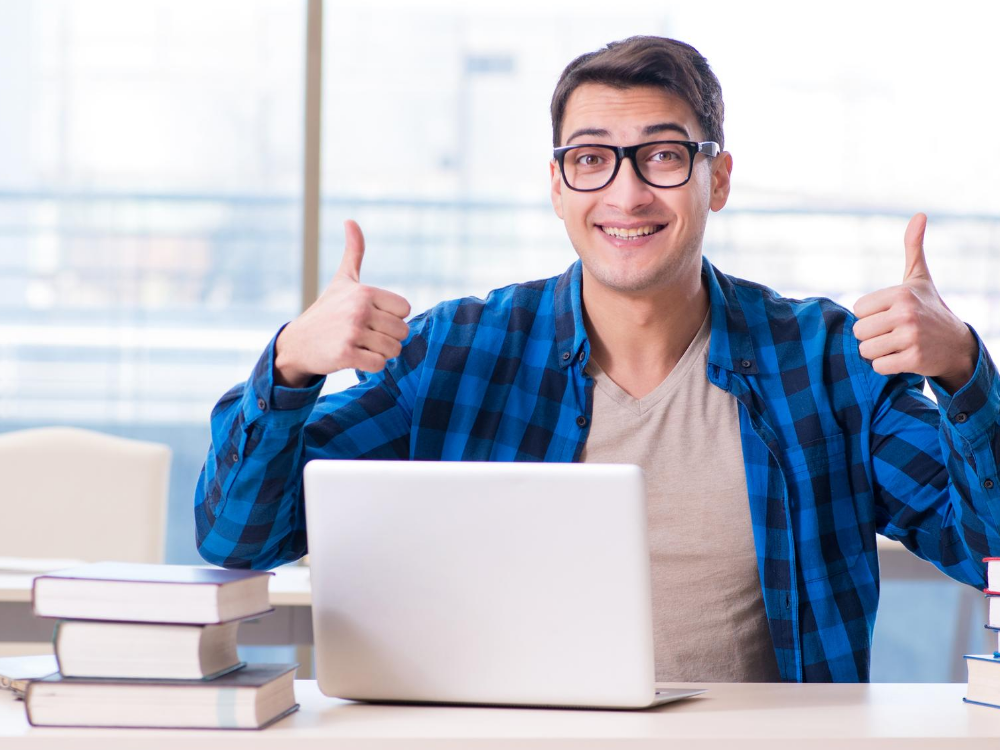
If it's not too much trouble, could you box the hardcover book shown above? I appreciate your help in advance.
[32,562,273,624]
[25,663,298,729]
[55,619,244,680]
[986,595,1000,631]
[984,557,1000,594]
[964,654,1000,709]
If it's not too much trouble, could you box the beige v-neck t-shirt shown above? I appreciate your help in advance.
[579,312,780,682]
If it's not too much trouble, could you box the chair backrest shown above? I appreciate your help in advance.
[0,427,170,563]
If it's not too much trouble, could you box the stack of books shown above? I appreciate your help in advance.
[964,557,1000,709]
[23,562,299,729]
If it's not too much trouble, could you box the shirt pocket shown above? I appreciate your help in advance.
[784,433,863,582]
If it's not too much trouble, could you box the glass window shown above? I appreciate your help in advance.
[0,0,306,562]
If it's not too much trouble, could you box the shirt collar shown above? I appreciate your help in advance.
[703,255,759,375]
[553,260,588,369]
[553,256,758,375]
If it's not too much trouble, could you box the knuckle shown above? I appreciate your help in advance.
[341,327,360,348]
[347,302,370,327]
[331,345,351,366]
[356,285,375,305]
[901,291,922,312]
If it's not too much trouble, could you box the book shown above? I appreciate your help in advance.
[32,562,273,624]
[986,557,1000,596]
[25,663,299,729]
[0,655,58,698]
[964,654,1000,708]
[986,593,1000,629]
[55,619,244,680]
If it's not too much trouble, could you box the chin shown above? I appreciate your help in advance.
[586,261,671,294]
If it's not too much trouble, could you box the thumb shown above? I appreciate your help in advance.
[337,220,365,282]
[902,212,931,283]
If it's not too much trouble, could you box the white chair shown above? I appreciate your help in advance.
[0,426,170,564]
[0,427,171,656]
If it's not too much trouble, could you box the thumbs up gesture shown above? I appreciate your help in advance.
[274,220,412,388]
[852,213,977,394]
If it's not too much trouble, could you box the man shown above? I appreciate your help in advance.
[195,36,1000,683]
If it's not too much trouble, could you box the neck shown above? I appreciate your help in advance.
[582,261,709,399]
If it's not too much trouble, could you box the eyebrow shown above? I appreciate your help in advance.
[564,122,691,144]
[643,122,690,139]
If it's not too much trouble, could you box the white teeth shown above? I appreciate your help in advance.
[601,225,661,239]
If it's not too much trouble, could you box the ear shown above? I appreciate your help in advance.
[709,151,733,212]
[549,159,564,220]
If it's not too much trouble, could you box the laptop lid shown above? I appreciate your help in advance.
[304,460,661,709]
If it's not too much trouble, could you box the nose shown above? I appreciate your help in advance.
[602,156,655,213]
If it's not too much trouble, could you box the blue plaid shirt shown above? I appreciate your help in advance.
[196,256,1000,682]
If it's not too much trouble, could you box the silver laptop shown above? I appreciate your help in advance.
[303,460,706,710]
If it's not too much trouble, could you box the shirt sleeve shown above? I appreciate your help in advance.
[194,316,430,569]
[865,326,1000,588]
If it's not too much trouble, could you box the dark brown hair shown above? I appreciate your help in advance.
[550,36,724,149]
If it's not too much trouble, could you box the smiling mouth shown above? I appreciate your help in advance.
[598,224,666,240]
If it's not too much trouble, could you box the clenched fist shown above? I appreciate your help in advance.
[274,220,411,388]
[852,213,977,395]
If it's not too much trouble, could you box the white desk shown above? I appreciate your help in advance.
[3,679,1000,748]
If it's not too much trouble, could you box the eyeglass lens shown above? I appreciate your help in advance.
[562,142,692,190]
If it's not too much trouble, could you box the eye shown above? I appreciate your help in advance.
[575,152,606,167]
[650,149,679,162]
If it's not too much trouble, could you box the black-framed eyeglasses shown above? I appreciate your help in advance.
[552,140,720,192]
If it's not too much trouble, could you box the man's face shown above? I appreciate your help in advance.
[550,83,732,295]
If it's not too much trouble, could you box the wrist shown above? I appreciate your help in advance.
[274,327,313,389]
[935,330,978,395]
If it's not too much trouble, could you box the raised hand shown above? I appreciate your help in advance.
[852,213,977,394]
[274,220,412,388]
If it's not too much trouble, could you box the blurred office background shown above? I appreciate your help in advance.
[1,0,999,680]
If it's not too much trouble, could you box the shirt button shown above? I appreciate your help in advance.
[985,479,995,490]
[231,452,240,463]
[576,415,588,428]
[741,359,752,370]
[257,398,267,411]
[562,352,571,361]
[578,350,585,362]
[955,412,968,424]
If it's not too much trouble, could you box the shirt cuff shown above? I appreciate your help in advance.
[242,325,327,426]
[928,325,1000,442]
